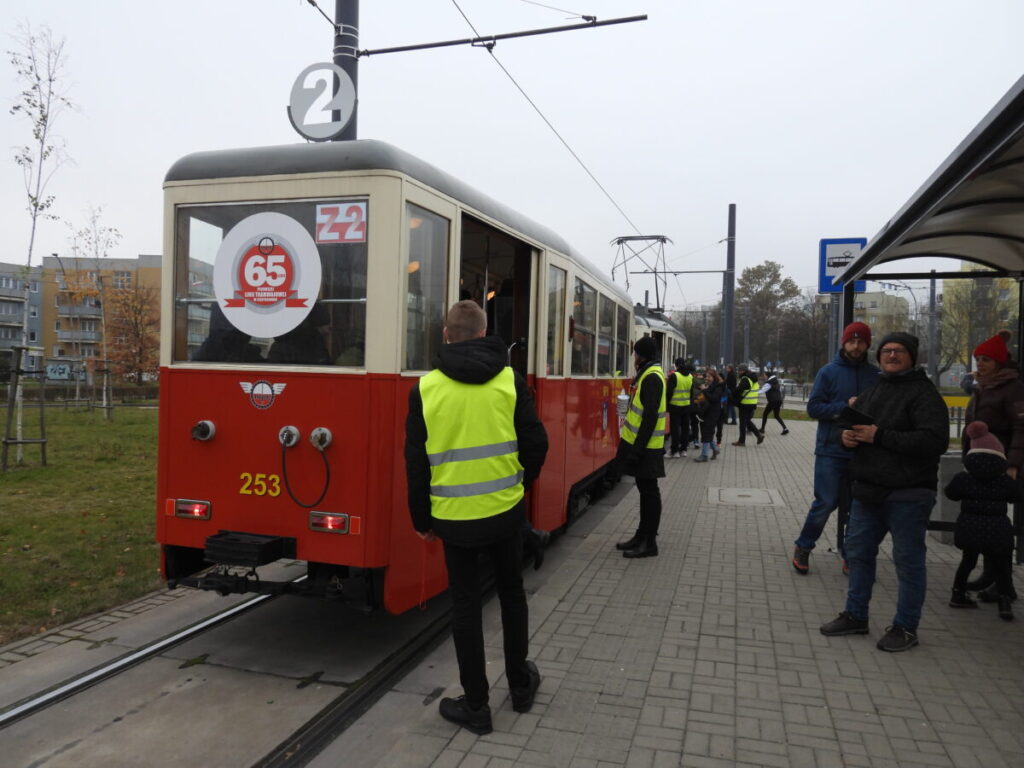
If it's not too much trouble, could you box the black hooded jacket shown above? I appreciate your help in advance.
[405,335,549,547]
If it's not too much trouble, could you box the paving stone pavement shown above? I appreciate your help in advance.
[356,420,1024,768]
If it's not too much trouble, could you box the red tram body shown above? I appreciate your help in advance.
[157,141,634,613]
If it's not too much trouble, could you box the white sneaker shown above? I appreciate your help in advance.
[680,451,687,458]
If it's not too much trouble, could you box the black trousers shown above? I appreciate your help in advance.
[759,401,787,431]
[737,404,762,443]
[443,534,531,709]
[668,405,690,453]
[636,476,662,538]
[955,549,1013,595]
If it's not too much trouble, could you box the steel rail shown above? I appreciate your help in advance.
[0,580,302,729]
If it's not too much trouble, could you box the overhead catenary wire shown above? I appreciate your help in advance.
[519,0,595,21]
[450,0,643,236]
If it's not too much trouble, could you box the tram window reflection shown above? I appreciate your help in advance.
[174,200,368,366]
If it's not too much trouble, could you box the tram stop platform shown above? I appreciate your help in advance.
[312,419,1024,768]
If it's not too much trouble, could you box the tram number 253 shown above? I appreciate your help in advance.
[239,472,282,497]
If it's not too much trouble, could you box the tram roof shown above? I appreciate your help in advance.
[839,74,1024,282]
[166,139,632,305]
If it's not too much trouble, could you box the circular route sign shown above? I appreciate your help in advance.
[287,62,356,142]
[213,212,322,339]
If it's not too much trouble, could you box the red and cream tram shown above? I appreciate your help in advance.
[157,140,635,614]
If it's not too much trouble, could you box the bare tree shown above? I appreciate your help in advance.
[7,22,74,464]
[67,205,123,360]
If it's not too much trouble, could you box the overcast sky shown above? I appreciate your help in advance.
[2,0,1023,311]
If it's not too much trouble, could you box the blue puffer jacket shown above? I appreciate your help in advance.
[807,351,880,458]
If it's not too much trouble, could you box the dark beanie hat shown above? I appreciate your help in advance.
[973,333,1010,365]
[876,331,919,365]
[841,321,872,347]
[634,336,658,360]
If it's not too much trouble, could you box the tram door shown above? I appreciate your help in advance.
[459,215,534,378]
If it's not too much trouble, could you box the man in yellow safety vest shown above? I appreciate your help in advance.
[614,335,667,558]
[732,363,765,446]
[405,300,549,734]
[666,357,694,458]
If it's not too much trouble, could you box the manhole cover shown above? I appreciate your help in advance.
[707,487,785,506]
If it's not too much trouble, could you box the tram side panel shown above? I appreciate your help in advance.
[531,377,568,532]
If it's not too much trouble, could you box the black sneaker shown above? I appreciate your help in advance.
[876,624,918,652]
[615,534,641,552]
[999,596,1015,621]
[756,433,765,445]
[792,546,810,575]
[510,660,541,713]
[439,696,493,734]
[781,429,789,435]
[979,584,1018,603]
[820,611,869,636]
[949,589,978,608]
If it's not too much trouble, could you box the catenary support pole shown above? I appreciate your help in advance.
[334,0,359,140]
[721,204,736,364]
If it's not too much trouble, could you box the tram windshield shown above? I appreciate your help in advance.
[172,199,368,366]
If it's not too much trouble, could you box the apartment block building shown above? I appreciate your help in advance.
[0,262,44,372]
[40,254,161,368]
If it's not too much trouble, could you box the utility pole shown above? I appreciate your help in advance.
[742,303,750,365]
[334,0,359,140]
[721,204,736,364]
[928,270,938,380]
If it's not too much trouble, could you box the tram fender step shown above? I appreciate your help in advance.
[204,530,296,568]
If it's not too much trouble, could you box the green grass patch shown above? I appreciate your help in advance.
[0,406,161,645]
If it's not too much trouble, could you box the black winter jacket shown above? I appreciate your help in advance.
[405,335,549,547]
[944,452,1018,553]
[848,367,950,501]
[615,359,666,479]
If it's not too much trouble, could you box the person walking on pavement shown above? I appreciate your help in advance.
[759,371,789,435]
[725,364,738,424]
[405,300,548,734]
[732,364,764,446]
[792,322,879,574]
[666,358,693,459]
[819,332,949,652]
[693,367,725,462]
[615,335,666,559]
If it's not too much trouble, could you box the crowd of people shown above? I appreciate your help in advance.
[403,301,1020,736]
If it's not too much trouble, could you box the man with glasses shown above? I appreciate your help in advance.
[792,322,879,574]
[819,332,949,652]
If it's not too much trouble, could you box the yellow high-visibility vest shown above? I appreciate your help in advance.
[419,367,524,521]
[621,365,666,449]
[740,375,759,406]
[669,372,692,407]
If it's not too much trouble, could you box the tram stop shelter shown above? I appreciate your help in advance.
[836,73,1024,558]
[837,73,1024,348]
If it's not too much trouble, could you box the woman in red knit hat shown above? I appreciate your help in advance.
[963,330,1024,602]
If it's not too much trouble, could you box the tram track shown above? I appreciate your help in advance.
[253,604,453,768]
[0,585,290,730]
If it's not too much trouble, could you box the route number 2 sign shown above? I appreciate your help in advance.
[316,202,367,244]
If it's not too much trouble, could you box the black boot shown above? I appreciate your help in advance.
[623,536,658,558]
[615,533,642,551]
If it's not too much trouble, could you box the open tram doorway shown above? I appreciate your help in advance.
[459,215,534,378]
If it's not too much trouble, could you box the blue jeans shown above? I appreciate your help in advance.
[795,455,851,551]
[844,493,934,631]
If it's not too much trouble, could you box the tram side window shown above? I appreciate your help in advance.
[597,294,614,376]
[546,265,566,375]
[174,200,368,366]
[570,278,596,376]
[405,204,449,371]
[616,305,629,376]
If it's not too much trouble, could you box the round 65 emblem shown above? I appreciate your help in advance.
[213,212,322,339]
